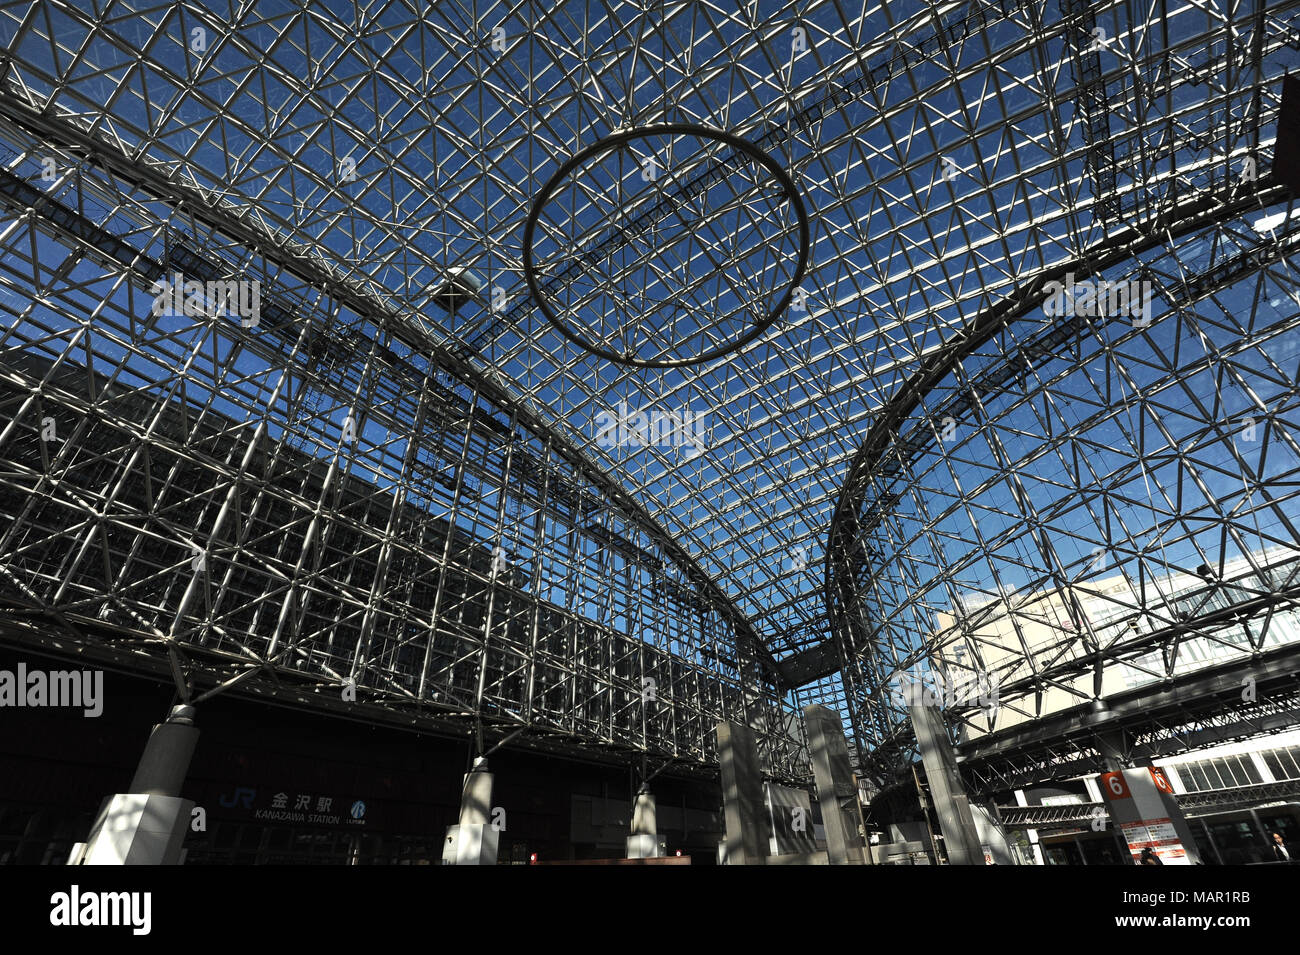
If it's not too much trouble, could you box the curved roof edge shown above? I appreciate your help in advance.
[0,95,787,687]
[778,178,1295,690]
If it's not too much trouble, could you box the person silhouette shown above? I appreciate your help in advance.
[1270,832,1292,863]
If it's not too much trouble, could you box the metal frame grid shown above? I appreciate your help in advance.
[0,0,1298,787]
[0,106,806,779]
[828,183,1300,780]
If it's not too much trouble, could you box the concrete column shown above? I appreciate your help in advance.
[969,803,1014,864]
[626,783,665,858]
[1090,709,1201,864]
[1098,765,1203,865]
[75,704,198,865]
[445,756,498,865]
[717,720,767,865]
[909,697,985,865]
[803,704,865,864]
[764,781,817,856]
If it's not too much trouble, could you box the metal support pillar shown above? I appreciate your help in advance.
[803,704,866,864]
[445,756,499,865]
[909,697,985,865]
[716,720,767,865]
[1093,715,1132,773]
[626,783,665,858]
[73,704,198,865]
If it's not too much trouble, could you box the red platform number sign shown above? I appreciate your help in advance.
[1101,771,1131,800]
[1150,767,1174,794]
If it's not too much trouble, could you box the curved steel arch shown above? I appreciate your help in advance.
[0,96,785,685]
[822,178,1299,775]
[0,0,1297,783]
[821,178,1292,680]
[0,115,809,778]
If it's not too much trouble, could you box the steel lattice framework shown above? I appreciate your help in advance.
[0,0,1299,787]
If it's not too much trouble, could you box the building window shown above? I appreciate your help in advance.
[1178,754,1264,792]
[1262,747,1300,781]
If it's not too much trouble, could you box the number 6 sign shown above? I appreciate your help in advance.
[1150,767,1174,794]
[1101,771,1131,800]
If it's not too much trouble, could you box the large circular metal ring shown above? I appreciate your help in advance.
[523,123,811,368]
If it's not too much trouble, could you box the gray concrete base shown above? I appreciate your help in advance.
[75,793,193,865]
[74,704,199,866]
[448,823,498,865]
[910,699,985,864]
[632,788,657,835]
[872,841,932,865]
[626,786,664,857]
[804,704,867,864]
[717,720,768,865]
[626,833,665,858]
[765,850,830,865]
[444,758,499,865]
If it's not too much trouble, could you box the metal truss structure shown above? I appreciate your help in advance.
[1,0,1300,792]
[815,3,1300,786]
[827,183,1300,787]
[0,151,807,774]
[953,645,1300,794]
[998,779,1300,830]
